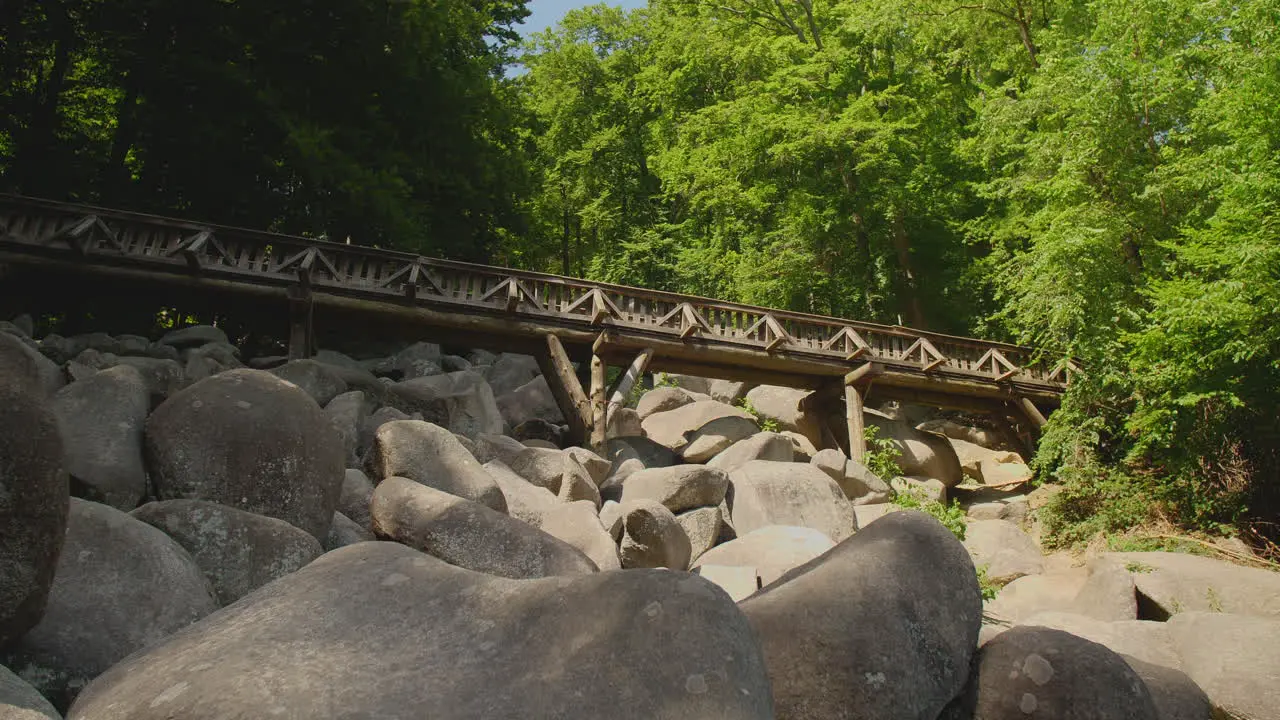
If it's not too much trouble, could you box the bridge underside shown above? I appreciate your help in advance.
[0,195,1068,456]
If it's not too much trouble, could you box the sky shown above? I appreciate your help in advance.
[517,0,646,39]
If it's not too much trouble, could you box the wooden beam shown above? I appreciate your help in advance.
[287,286,313,360]
[846,383,866,463]
[607,348,654,407]
[844,361,883,386]
[590,352,607,452]
[1017,396,1048,430]
[536,334,591,445]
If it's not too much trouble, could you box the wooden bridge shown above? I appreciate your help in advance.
[0,195,1072,457]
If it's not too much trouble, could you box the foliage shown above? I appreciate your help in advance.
[862,426,902,483]
[975,564,999,602]
[0,0,531,258]
[735,397,780,433]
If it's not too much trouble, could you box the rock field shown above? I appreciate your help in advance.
[1,318,1277,719]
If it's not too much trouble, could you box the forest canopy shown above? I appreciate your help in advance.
[2,0,1278,546]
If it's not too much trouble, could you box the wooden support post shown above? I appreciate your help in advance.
[287,286,314,360]
[844,361,883,387]
[607,348,654,407]
[845,383,866,463]
[536,334,591,446]
[1017,396,1048,430]
[590,352,607,452]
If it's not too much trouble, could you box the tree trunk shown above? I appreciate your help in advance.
[14,4,76,195]
[560,188,571,276]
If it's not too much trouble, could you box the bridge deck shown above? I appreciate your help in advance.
[0,195,1070,447]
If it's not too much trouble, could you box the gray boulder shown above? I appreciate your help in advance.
[496,375,564,428]
[323,511,374,550]
[744,385,823,449]
[2,333,63,396]
[145,369,345,540]
[1017,612,1183,670]
[485,460,558,524]
[512,417,566,445]
[1070,557,1138,621]
[606,436,680,470]
[865,408,963,487]
[66,542,773,720]
[473,432,527,465]
[606,405,644,437]
[619,465,730,513]
[359,406,416,455]
[706,432,793,472]
[944,626,1158,720]
[708,378,748,404]
[616,499,692,571]
[635,386,703,419]
[337,468,375,531]
[390,341,442,380]
[963,519,1044,584]
[727,460,856,543]
[1123,656,1213,720]
[641,400,754,452]
[1107,551,1280,620]
[558,453,602,507]
[392,371,501,440]
[371,476,596,578]
[268,359,348,407]
[741,511,981,720]
[1,499,216,711]
[484,353,541,396]
[676,506,723,564]
[533,501,621,571]
[692,525,835,588]
[679,415,760,463]
[324,390,373,466]
[131,499,323,605]
[51,366,149,510]
[810,448,892,504]
[114,356,185,404]
[368,420,506,513]
[0,664,59,719]
[158,325,226,349]
[1167,611,1280,720]
[0,353,68,648]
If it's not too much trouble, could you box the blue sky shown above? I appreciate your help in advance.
[517,0,646,38]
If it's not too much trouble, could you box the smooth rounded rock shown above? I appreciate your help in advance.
[268,359,348,407]
[0,499,217,711]
[1122,656,1213,720]
[727,460,855,543]
[641,400,754,453]
[337,468,375,531]
[1167,611,1280,720]
[963,519,1044,584]
[145,369,344,539]
[131,500,323,605]
[0,356,68,648]
[323,511,375,550]
[0,664,59,719]
[619,465,730,513]
[692,525,835,588]
[391,371,501,441]
[67,542,774,720]
[676,506,723,564]
[635,386,702,419]
[741,511,982,720]
[680,415,760,463]
[706,432,794,472]
[533,501,621,571]
[51,365,149,510]
[369,420,506,513]
[616,499,692,571]
[371,476,596,579]
[944,626,1158,720]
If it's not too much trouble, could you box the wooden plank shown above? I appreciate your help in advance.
[1017,396,1048,430]
[607,348,655,407]
[287,287,314,360]
[536,334,591,446]
[846,383,866,463]
[590,353,607,452]
[843,361,884,386]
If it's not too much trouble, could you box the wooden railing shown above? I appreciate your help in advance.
[0,195,1073,392]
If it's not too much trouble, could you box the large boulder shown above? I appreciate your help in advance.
[1107,551,1280,620]
[67,542,774,720]
[391,371,502,440]
[963,519,1044,584]
[618,465,729,513]
[1122,656,1213,720]
[743,385,823,449]
[741,511,982,720]
[368,420,506,513]
[370,476,596,578]
[0,663,59,719]
[158,325,226,349]
[337,468,375,531]
[916,418,1008,451]
[484,460,557,524]
[114,356,185,405]
[1167,612,1280,720]
[726,460,856,543]
[496,375,564,428]
[864,408,963,487]
[706,431,793,472]
[389,341,442,380]
[675,506,722,564]
[606,436,680,470]
[323,511,374,550]
[1016,612,1183,670]
[949,437,1032,486]
[641,400,754,452]
[532,501,621,571]
[679,415,760,463]
[267,359,348,407]
[986,566,1090,624]
[131,500,323,605]
[691,525,834,588]
[615,499,692,571]
[50,365,149,510]
[3,333,64,396]
[635,386,704,419]
[0,499,217,710]
[324,390,373,466]
[810,448,891,504]
[606,405,643,438]
[945,626,1158,720]
[0,350,68,648]
[145,369,344,539]
[484,353,541,396]
[1070,556,1138,621]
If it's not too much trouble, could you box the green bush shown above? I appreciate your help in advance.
[891,487,968,542]
[735,397,780,433]
[862,426,902,482]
